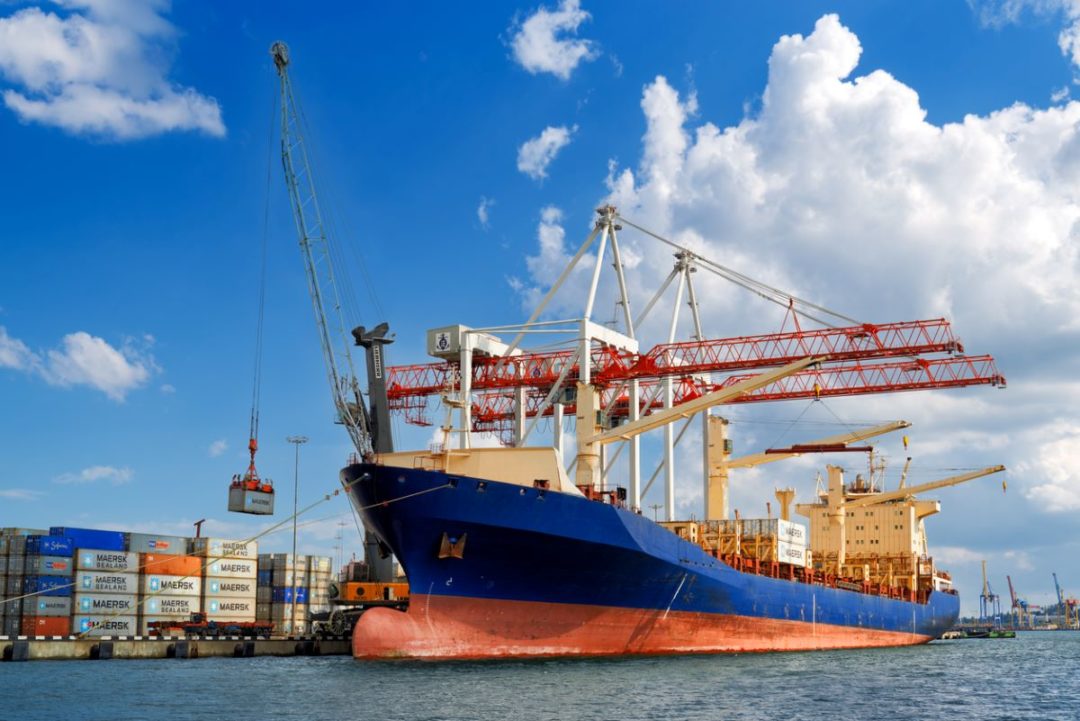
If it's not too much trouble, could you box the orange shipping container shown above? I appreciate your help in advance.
[140,553,203,576]
[21,616,71,636]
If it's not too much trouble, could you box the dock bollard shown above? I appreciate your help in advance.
[90,642,113,660]
[3,641,30,662]
[234,641,255,658]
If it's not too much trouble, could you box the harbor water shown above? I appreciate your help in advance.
[2,632,1078,721]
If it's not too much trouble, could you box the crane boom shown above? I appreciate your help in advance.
[271,42,372,457]
[843,465,1005,509]
[725,420,910,468]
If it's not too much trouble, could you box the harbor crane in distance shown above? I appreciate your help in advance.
[1006,575,1029,629]
[980,560,1002,626]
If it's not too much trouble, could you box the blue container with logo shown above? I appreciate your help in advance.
[26,535,74,557]
[23,575,72,597]
[271,586,308,604]
[49,527,126,552]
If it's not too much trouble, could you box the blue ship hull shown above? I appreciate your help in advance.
[344,462,958,658]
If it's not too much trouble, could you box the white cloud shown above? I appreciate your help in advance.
[509,0,599,80]
[0,488,44,501]
[54,464,134,485]
[477,196,495,229]
[972,1,1080,66]
[511,14,1080,527]
[0,326,156,400]
[0,326,35,370]
[517,124,576,180]
[209,439,228,457]
[0,0,225,139]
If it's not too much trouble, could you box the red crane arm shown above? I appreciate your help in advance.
[385,319,961,401]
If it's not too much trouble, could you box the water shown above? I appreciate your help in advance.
[3,633,1078,721]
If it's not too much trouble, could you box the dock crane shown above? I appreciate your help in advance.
[980,560,1002,626]
[1006,575,1029,629]
[270,41,393,581]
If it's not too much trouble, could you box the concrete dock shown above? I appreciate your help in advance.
[1,635,350,661]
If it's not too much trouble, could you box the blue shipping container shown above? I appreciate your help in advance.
[22,575,73,597]
[271,586,309,604]
[49,527,126,552]
[26,535,74,557]
[257,570,272,586]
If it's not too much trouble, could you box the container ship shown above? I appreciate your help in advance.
[343,443,999,659]
[262,44,1007,661]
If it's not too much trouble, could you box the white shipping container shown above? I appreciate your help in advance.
[143,595,201,616]
[75,593,138,614]
[192,538,258,560]
[74,615,138,637]
[205,558,257,579]
[202,578,256,598]
[777,519,808,546]
[76,550,140,572]
[76,572,138,594]
[205,598,256,618]
[306,556,331,573]
[33,595,73,617]
[778,541,808,567]
[140,574,202,597]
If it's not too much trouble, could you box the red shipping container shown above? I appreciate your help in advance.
[140,554,203,576]
[21,616,71,636]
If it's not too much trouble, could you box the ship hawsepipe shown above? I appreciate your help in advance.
[343,460,958,659]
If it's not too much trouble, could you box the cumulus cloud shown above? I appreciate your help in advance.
[0,0,225,139]
[54,464,134,485]
[209,439,228,457]
[510,13,1080,529]
[517,125,576,180]
[477,196,495,229]
[509,0,599,80]
[0,326,157,400]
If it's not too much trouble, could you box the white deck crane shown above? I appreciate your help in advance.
[270,41,394,582]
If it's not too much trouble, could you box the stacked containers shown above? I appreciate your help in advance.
[0,530,49,635]
[138,548,203,635]
[263,553,309,635]
[307,556,332,616]
[63,527,138,637]
[21,534,75,635]
[193,538,257,626]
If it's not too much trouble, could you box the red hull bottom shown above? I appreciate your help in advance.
[353,594,932,660]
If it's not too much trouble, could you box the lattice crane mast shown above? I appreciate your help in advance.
[271,41,372,458]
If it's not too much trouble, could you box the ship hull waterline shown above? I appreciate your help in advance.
[343,462,957,660]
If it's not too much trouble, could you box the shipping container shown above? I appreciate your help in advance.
[21,616,71,636]
[2,527,49,536]
[1,597,22,617]
[75,572,138,594]
[5,576,21,596]
[255,602,271,619]
[271,570,309,588]
[74,615,137,636]
[3,616,22,636]
[49,527,126,552]
[144,595,201,617]
[191,538,258,560]
[307,556,332,574]
[140,553,203,576]
[0,556,7,574]
[778,540,808,567]
[22,575,72,597]
[26,535,74,557]
[30,597,72,617]
[24,554,73,576]
[6,555,25,576]
[203,578,256,598]
[205,558,257,579]
[140,574,201,597]
[256,570,272,586]
[127,532,188,555]
[273,619,309,636]
[76,550,140,572]
[75,593,138,614]
[204,598,256,618]
[6,536,28,556]
[270,587,309,604]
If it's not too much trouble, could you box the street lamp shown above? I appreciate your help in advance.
[286,435,308,636]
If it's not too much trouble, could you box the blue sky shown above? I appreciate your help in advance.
[2,0,1079,614]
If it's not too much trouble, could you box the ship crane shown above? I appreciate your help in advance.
[1007,575,1029,628]
[270,41,394,581]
